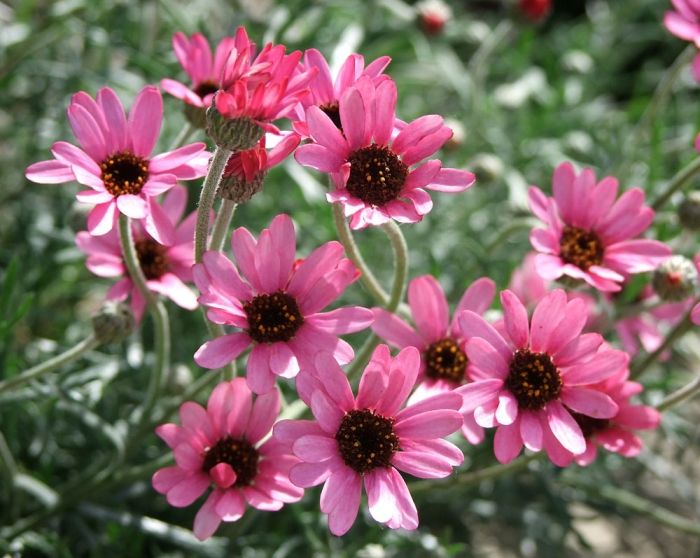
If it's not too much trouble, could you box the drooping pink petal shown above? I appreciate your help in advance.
[193,491,222,541]
[494,422,523,464]
[194,333,250,369]
[408,275,449,343]
[546,401,586,455]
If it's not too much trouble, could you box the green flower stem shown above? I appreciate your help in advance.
[194,146,231,263]
[0,334,99,395]
[167,122,196,151]
[118,215,171,422]
[657,374,700,412]
[651,156,700,212]
[630,309,695,380]
[565,479,700,538]
[411,453,540,494]
[209,199,236,252]
[332,203,390,306]
[347,220,409,381]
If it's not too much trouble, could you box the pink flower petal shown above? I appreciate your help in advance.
[371,308,424,349]
[377,346,421,416]
[292,434,338,462]
[87,201,118,236]
[546,401,585,455]
[246,388,281,444]
[214,489,246,522]
[307,307,374,334]
[520,411,543,451]
[501,290,529,348]
[128,86,163,157]
[393,409,463,439]
[458,311,512,362]
[455,379,504,413]
[193,491,222,541]
[152,466,188,494]
[210,463,237,489]
[149,143,207,173]
[408,275,449,343]
[530,289,567,353]
[194,333,250,369]
[144,196,176,246]
[289,460,336,488]
[495,391,519,426]
[560,387,618,419]
[246,344,276,395]
[166,473,209,507]
[464,337,509,380]
[326,470,362,536]
[562,349,628,385]
[494,421,523,464]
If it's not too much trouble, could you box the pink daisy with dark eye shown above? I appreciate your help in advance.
[371,275,496,444]
[552,366,660,467]
[295,77,475,229]
[528,162,671,292]
[193,214,374,394]
[664,0,700,80]
[161,31,249,109]
[457,289,627,465]
[75,185,198,322]
[152,379,303,540]
[291,48,391,137]
[25,86,209,243]
[274,346,464,536]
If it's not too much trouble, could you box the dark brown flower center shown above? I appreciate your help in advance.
[559,225,604,270]
[506,349,562,410]
[346,144,408,207]
[424,337,467,385]
[100,151,149,196]
[134,238,168,280]
[202,436,259,487]
[571,412,610,438]
[335,409,400,474]
[243,291,304,344]
[319,102,342,131]
[194,80,220,100]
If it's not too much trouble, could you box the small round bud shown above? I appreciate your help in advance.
[652,255,698,302]
[92,301,135,344]
[206,105,264,152]
[416,0,451,36]
[444,118,466,151]
[469,153,504,183]
[678,191,700,230]
[218,170,268,204]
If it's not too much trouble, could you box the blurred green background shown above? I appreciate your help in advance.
[2,0,700,556]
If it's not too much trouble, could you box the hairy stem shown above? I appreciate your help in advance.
[651,156,700,212]
[195,147,231,263]
[657,374,700,412]
[630,311,695,379]
[209,199,236,252]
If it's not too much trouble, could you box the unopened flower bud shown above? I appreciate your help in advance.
[416,0,451,36]
[652,255,698,301]
[444,118,466,151]
[206,105,264,152]
[469,153,504,183]
[678,191,700,230]
[218,170,268,203]
[92,301,135,344]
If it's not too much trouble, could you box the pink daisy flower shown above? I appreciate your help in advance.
[457,289,627,465]
[664,0,700,81]
[553,366,660,467]
[528,162,671,292]
[193,214,374,394]
[274,346,464,536]
[291,48,391,137]
[152,379,303,540]
[161,31,249,109]
[371,275,496,444]
[25,86,209,243]
[295,77,475,229]
[75,185,198,322]
[218,132,300,202]
[214,27,315,130]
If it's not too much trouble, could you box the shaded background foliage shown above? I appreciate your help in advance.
[1,0,700,556]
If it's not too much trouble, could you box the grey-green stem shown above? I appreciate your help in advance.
[0,334,99,395]
[651,156,700,212]
[195,147,231,263]
[209,199,236,252]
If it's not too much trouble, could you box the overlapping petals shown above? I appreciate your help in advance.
[214,27,316,128]
[25,86,209,243]
[275,346,463,535]
[528,162,670,292]
[194,214,373,393]
[152,379,303,540]
[76,185,199,322]
[372,275,496,444]
[295,77,475,229]
[457,289,628,464]
[161,31,250,108]
[664,0,700,81]
[292,48,391,137]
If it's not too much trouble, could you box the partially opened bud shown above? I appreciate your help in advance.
[652,255,698,302]
[678,191,700,230]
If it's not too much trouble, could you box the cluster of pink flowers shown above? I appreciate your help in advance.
[26,23,685,542]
